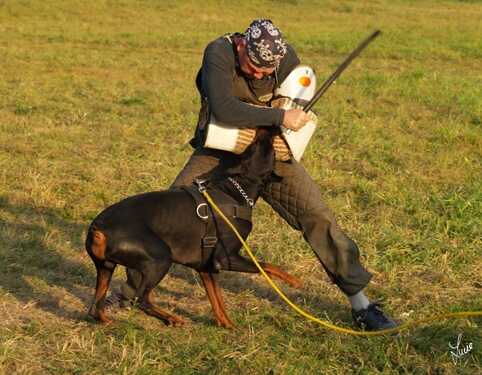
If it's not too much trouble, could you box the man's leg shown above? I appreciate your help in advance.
[170,148,238,188]
[261,159,397,332]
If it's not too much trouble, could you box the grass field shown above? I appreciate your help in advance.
[1,0,481,374]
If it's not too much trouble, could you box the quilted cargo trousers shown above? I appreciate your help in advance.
[122,146,372,299]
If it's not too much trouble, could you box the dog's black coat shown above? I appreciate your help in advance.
[85,128,303,328]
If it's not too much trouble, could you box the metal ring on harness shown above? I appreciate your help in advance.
[196,203,209,219]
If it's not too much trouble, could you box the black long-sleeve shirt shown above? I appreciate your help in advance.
[198,34,301,128]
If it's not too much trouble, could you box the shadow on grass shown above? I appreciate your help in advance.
[0,195,96,320]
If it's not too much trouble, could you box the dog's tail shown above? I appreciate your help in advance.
[85,226,107,261]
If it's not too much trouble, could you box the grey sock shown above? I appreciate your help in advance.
[349,291,370,312]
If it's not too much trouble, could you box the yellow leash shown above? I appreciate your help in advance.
[202,189,482,336]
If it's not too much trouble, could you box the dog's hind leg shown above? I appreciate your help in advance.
[137,286,186,326]
[89,263,117,324]
[131,239,186,326]
[198,271,240,330]
[86,229,117,323]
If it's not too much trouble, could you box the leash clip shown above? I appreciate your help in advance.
[195,178,207,193]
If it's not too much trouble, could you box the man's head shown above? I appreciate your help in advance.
[236,19,287,79]
[245,19,287,69]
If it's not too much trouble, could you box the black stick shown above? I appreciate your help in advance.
[303,29,381,113]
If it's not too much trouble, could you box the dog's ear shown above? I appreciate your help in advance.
[253,126,277,145]
[265,172,283,184]
[226,160,250,175]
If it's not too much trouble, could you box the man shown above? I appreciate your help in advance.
[107,19,398,333]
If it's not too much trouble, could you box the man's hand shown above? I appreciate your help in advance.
[282,109,311,132]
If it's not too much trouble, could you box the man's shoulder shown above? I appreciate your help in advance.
[202,35,237,70]
[283,44,299,62]
[205,34,235,54]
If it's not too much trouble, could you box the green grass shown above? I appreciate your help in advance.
[1,0,481,374]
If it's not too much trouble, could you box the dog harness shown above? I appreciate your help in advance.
[181,180,253,270]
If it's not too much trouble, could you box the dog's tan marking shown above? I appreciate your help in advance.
[91,230,107,260]
[261,263,305,288]
[198,271,240,330]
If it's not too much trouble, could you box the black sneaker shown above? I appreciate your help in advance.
[104,292,131,311]
[352,299,398,335]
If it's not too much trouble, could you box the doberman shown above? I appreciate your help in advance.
[85,128,304,329]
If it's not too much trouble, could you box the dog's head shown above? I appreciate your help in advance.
[226,127,282,185]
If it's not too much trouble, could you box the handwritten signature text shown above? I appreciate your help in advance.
[449,333,473,365]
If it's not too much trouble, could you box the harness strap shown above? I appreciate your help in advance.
[195,202,252,221]
[181,184,252,270]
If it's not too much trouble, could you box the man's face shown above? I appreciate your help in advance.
[237,40,277,79]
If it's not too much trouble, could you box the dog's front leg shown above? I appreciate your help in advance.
[198,271,242,330]
[258,262,305,288]
[215,252,305,288]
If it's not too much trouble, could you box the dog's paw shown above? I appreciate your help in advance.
[287,276,304,288]
[163,316,187,327]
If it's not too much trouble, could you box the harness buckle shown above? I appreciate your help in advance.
[203,236,217,249]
